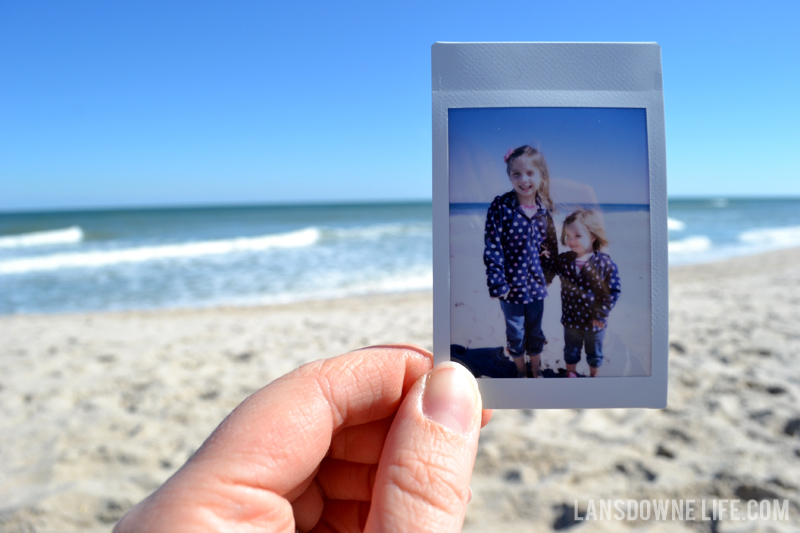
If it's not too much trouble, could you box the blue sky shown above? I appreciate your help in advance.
[449,108,649,205]
[1,1,798,211]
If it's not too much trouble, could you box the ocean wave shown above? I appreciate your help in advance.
[669,225,800,266]
[668,236,712,254]
[667,218,685,231]
[711,198,729,208]
[0,226,84,248]
[739,225,800,248]
[322,223,431,242]
[0,227,320,275]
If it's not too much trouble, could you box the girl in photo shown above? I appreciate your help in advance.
[484,146,557,378]
[556,209,621,377]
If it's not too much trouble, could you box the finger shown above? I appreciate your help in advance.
[311,501,370,533]
[184,344,431,495]
[322,411,486,498]
[366,361,482,532]
[291,478,324,532]
[327,416,394,463]
[114,482,296,533]
[481,409,493,427]
[315,458,377,501]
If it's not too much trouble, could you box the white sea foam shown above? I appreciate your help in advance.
[667,218,685,231]
[668,236,712,254]
[668,225,800,266]
[739,225,800,248]
[0,227,320,275]
[325,223,431,241]
[0,226,84,248]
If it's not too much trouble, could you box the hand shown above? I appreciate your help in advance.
[592,319,605,330]
[539,248,550,258]
[114,345,491,533]
[492,289,510,300]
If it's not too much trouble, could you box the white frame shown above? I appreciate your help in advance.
[432,42,668,408]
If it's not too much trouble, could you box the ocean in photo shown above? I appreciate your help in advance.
[2,197,800,315]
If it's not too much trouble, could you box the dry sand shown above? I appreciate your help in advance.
[2,249,800,532]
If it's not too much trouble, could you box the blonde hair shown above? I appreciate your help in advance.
[504,145,554,212]
[561,209,609,251]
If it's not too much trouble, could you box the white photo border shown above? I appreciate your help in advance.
[432,42,668,409]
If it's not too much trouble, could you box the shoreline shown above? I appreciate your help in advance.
[3,244,799,320]
[0,289,433,320]
[668,245,800,282]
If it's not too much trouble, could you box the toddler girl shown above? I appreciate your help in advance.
[484,145,557,378]
[556,209,621,377]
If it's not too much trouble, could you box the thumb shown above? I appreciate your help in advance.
[366,361,482,532]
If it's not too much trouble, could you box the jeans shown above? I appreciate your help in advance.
[563,326,606,368]
[499,299,545,358]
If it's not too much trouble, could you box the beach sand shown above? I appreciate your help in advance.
[2,250,800,531]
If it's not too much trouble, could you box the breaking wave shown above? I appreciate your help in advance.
[0,227,320,274]
[0,226,83,248]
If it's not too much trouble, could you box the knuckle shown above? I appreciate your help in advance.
[383,447,468,516]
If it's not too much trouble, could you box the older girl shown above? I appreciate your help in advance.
[484,145,557,377]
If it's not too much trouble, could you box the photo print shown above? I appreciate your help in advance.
[432,43,668,408]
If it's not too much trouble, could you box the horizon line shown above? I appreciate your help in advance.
[3,194,800,215]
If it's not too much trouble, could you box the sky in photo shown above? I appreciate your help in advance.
[1,1,798,210]
[449,107,649,205]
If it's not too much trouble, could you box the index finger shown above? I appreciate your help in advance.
[178,344,433,495]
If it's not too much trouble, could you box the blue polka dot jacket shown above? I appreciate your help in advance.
[555,250,621,331]
[483,191,557,304]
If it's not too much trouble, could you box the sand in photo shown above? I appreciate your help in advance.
[450,207,651,377]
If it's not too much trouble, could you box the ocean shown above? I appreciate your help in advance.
[667,198,800,265]
[1,198,799,315]
[0,203,432,315]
